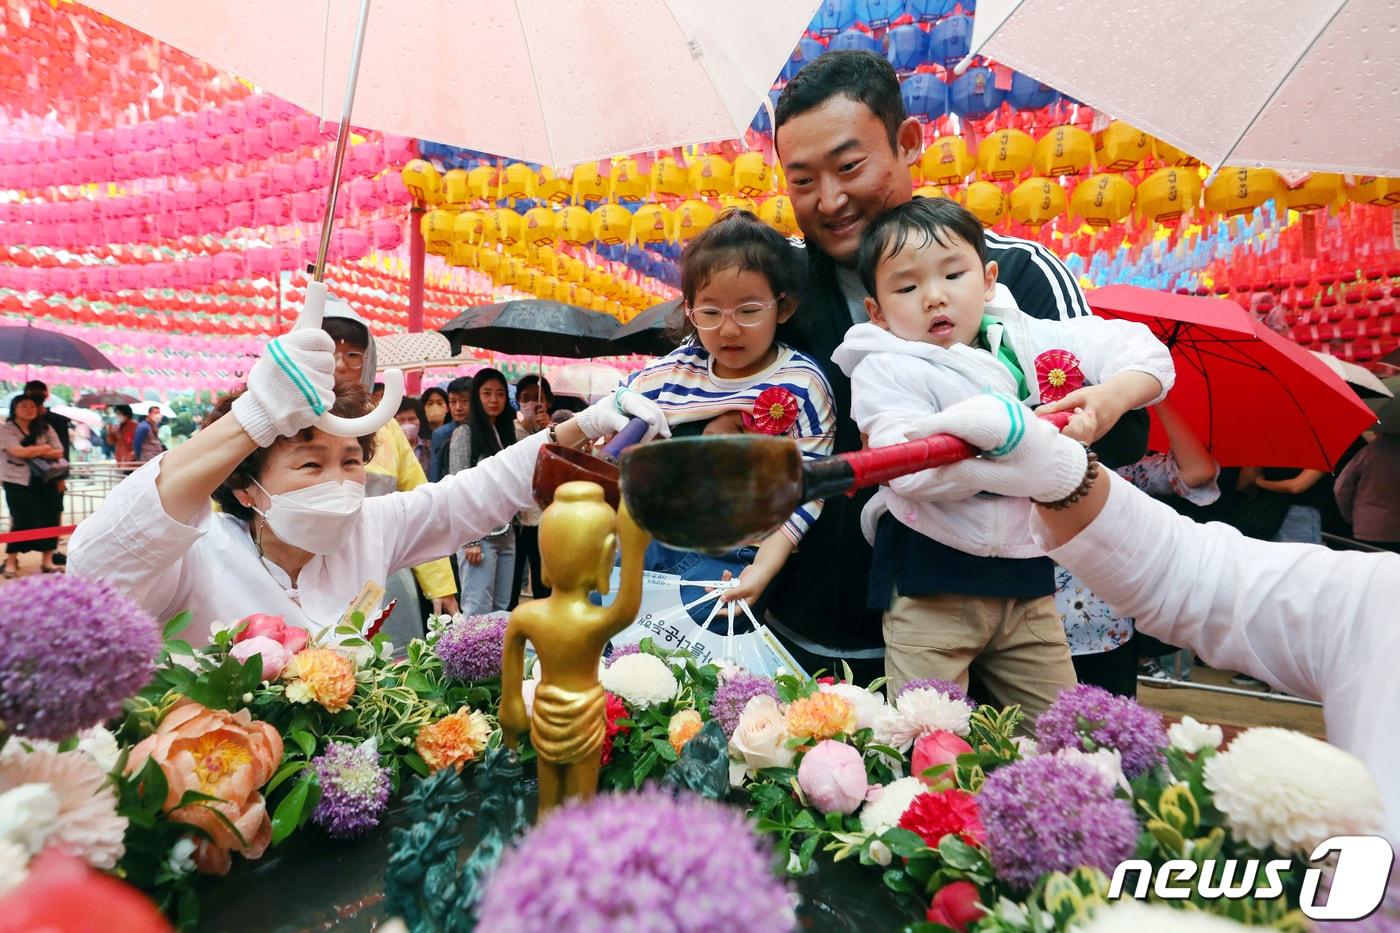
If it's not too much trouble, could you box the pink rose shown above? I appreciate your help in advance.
[911,730,972,789]
[233,614,309,655]
[229,636,291,681]
[926,880,983,932]
[797,740,868,815]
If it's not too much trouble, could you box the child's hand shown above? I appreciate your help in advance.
[717,566,772,605]
[1058,406,1098,444]
[463,545,484,566]
[703,410,749,435]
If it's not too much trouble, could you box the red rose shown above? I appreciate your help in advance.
[926,880,983,932]
[910,730,972,789]
[742,387,800,436]
[600,692,631,765]
[898,788,986,849]
[233,613,310,655]
[815,676,837,686]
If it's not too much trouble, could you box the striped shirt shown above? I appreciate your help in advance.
[983,229,1092,321]
[624,341,837,543]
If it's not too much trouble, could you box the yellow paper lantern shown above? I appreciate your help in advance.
[557,256,587,284]
[535,167,572,206]
[496,256,525,288]
[913,185,948,200]
[1069,174,1135,227]
[607,300,627,321]
[963,181,1008,226]
[977,129,1034,181]
[534,275,560,300]
[498,162,535,200]
[610,158,650,201]
[921,136,976,186]
[441,168,471,208]
[673,198,717,241]
[1094,122,1151,172]
[482,208,524,246]
[758,195,800,236]
[632,203,672,244]
[652,156,691,199]
[733,152,774,197]
[529,244,559,276]
[446,241,477,268]
[592,204,633,246]
[452,210,484,244]
[1033,126,1093,177]
[569,285,594,307]
[1152,138,1202,167]
[572,162,610,202]
[421,209,456,254]
[475,248,502,277]
[718,195,758,215]
[688,154,734,198]
[1204,167,1282,216]
[583,268,609,293]
[1135,167,1202,224]
[1346,176,1400,207]
[597,275,625,299]
[1009,177,1067,226]
[521,206,557,246]
[515,266,542,295]
[1281,173,1344,212]
[467,164,499,201]
[401,159,443,205]
[557,206,594,245]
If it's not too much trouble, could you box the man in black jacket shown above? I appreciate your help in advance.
[765,50,1148,682]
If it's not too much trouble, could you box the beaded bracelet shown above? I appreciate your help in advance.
[1038,447,1100,510]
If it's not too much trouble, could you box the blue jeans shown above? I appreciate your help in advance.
[460,529,516,615]
[1272,505,1322,545]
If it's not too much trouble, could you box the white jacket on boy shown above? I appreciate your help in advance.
[831,284,1175,558]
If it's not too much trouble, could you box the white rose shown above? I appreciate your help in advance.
[728,695,795,784]
[1169,716,1224,754]
[0,784,59,855]
[819,683,887,732]
[76,726,121,773]
[868,839,892,867]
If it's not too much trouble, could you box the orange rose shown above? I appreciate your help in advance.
[785,693,856,743]
[281,647,357,713]
[124,700,283,876]
[416,707,492,773]
[668,709,703,754]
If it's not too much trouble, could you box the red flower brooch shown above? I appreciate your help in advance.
[1034,349,1085,403]
[742,387,800,436]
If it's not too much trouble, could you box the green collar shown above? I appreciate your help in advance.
[977,315,1029,400]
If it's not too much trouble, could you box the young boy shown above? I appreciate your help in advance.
[832,198,1174,720]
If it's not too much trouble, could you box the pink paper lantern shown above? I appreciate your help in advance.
[196,136,223,165]
[294,157,326,189]
[198,109,229,137]
[116,266,142,290]
[157,115,183,143]
[331,229,370,262]
[75,131,97,157]
[271,164,297,194]
[200,205,227,231]
[265,119,294,151]
[174,186,198,211]
[132,122,160,149]
[346,141,383,176]
[223,101,247,131]
[293,115,322,146]
[112,126,135,153]
[227,201,254,228]
[381,134,416,165]
[291,191,321,223]
[131,151,159,177]
[255,196,289,226]
[94,129,116,154]
[242,126,272,159]
[111,152,134,178]
[175,209,200,237]
[171,143,200,172]
[347,176,382,212]
[246,246,279,275]
[199,179,226,205]
[212,252,244,280]
[276,245,302,271]
[382,173,410,205]
[118,218,142,241]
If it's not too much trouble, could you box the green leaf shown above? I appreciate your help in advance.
[135,757,168,813]
[798,833,820,869]
[403,753,430,777]
[652,737,678,762]
[790,809,818,831]
[882,867,914,894]
[164,639,196,657]
[631,748,659,788]
[880,827,930,859]
[162,611,193,641]
[289,729,317,759]
[267,760,311,795]
[270,776,314,846]
[405,671,435,694]
[937,835,985,871]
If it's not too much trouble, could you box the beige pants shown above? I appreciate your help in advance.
[883,592,1076,727]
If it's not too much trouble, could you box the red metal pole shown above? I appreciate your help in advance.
[406,204,425,395]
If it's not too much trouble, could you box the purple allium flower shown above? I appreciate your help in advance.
[605,642,641,665]
[478,788,794,932]
[897,677,973,706]
[311,740,390,838]
[708,673,779,736]
[435,613,509,681]
[0,575,158,741]
[1036,684,1168,778]
[979,756,1139,890]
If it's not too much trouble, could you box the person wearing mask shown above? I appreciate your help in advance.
[107,404,137,466]
[132,406,166,463]
[1334,428,1400,553]
[68,330,667,645]
[420,387,450,434]
[449,369,519,614]
[322,298,460,633]
[1,396,65,577]
[765,49,1150,682]
[396,396,433,477]
[430,377,474,482]
[511,374,554,604]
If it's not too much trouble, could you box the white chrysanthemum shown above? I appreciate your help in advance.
[1168,716,1224,755]
[872,688,972,751]
[1204,727,1382,854]
[599,653,679,708]
[819,683,887,731]
[75,727,121,774]
[1074,901,1250,932]
[0,744,126,869]
[0,784,58,854]
[858,777,928,835]
[0,839,27,897]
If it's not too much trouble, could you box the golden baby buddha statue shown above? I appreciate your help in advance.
[498,480,650,814]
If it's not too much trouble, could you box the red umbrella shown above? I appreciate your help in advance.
[1088,285,1376,469]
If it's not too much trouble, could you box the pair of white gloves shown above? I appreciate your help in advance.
[232,331,672,448]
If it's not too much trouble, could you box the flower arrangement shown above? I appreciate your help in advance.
[435,613,509,682]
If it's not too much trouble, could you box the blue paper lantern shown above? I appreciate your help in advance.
[900,72,948,122]
[860,0,905,28]
[927,12,973,65]
[781,37,828,83]
[885,24,928,73]
[829,28,880,55]
[948,66,1006,118]
[810,0,858,35]
[905,0,955,21]
[1007,72,1060,111]
[749,89,783,134]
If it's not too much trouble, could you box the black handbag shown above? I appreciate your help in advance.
[29,456,70,483]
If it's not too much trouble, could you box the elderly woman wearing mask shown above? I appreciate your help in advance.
[68,330,668,645]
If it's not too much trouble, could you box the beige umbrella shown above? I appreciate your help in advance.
[1311,350,1394,398]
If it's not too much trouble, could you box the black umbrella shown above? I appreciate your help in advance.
[0,325,117,371]
[611,298,684,357]
[439,300,621,359]
[76,391,139,408]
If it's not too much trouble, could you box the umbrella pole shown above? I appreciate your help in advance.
[311,0,374,283]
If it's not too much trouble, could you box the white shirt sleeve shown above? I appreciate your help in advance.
[1025,314,1175,406]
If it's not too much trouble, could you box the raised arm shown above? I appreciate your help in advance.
[1156,400,1218,488]
[602,500,652,632]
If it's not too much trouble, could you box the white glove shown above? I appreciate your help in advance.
[903,393,1088,503]
[232,330,337,447]
[574,387,672,442]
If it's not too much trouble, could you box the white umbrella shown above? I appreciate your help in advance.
[1311,350,1394,398]
[84,0,820,167]
[550,362,627,402]
[47,404,105,431]
[961,0,1399,176]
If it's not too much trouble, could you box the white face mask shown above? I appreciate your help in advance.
[250,478,364,554]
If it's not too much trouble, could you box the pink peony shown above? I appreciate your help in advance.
[233,614,309,655]
[228,636,290,681]
[797,740,869,815]
[911,730,973,789]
